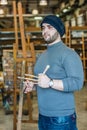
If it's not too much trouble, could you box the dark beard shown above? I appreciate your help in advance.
[43,31,59,44]
[44,37,56,44]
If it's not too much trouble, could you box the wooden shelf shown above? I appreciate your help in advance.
[70,26,87,31]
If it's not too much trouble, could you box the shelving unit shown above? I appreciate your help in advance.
[66,26,87,82]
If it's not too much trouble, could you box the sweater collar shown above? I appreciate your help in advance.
[47,41,63,49]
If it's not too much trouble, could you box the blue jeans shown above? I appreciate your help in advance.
[38,113,78,130]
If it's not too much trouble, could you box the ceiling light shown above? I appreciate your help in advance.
[56,14,60,17]
[39,0,47,6]
[32,9,39,15]
[0,8,4,14]
[0,0,8,5]
[62,8,68,13]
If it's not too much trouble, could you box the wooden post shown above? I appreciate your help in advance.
[82,33,86,81]
[13,43,17,130]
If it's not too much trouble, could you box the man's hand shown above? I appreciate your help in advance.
[38,74,50,88]
[23,80,34,93]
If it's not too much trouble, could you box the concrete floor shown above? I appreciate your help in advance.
[0,86,87,130]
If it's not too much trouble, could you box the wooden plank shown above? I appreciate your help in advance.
[0,27,41,32]
[16,58,35,62]
[70,26,87,30]
[17,1,27,58]
[13,1,18,50]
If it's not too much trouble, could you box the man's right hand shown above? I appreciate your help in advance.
[23,80,34,93]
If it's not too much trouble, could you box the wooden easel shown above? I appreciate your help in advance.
[13,1,37,130]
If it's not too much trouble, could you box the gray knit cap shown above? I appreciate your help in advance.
[40,15,65,37]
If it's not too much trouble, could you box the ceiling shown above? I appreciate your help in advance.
[0,0,86,15]
[0,0,86,29]
[0,0,60,15]
[0,0,61,29]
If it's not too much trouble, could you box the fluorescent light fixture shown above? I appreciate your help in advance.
[39,0,47,6]
[34,16,43,20]
[0,0,8,5]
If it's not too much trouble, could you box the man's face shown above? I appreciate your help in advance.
[41,23,59,44]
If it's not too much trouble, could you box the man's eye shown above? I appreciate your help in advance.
[41,27,45,30]
[48,25,53,29]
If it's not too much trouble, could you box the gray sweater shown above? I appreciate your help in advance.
[34,41,84,116]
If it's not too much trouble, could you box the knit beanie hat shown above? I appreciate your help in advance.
[40,15,65,37]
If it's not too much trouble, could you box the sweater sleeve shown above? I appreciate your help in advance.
[62,50,84,92]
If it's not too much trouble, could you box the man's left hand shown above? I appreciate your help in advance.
[38,74,50,88]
